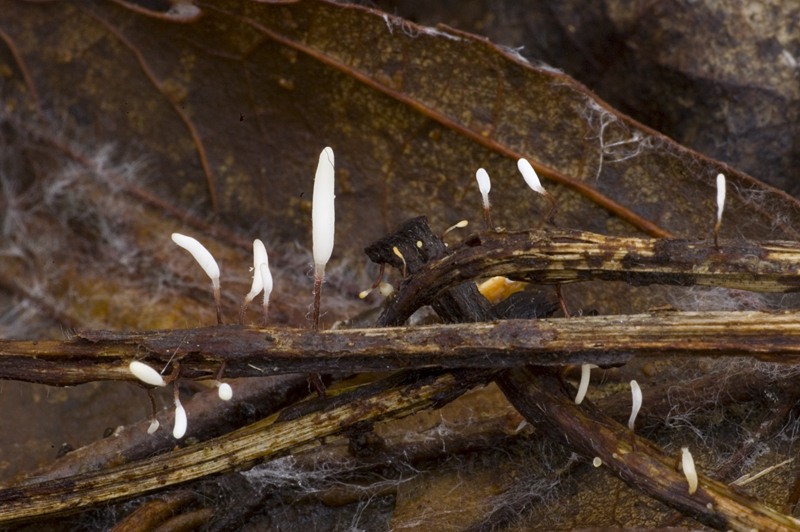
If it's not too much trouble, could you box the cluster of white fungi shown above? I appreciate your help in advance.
[127,147,725,495]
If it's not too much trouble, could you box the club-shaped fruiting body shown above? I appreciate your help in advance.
[629,380,642,430]
[218,382,233,401]
[312,147,335,278]
[171,233,220,289]
[574,363,598,405]
[681,446,698,494]
[246,239,269,301]
[716,173,726,225]
[129,361,165,387]
[147,419,160,435]
[173,398,187,439]
[517,158,547,195]
[476,168,491,207]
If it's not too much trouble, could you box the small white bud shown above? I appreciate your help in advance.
[518,158,546,195]
[218,382,233,401]
[592,457,602,467]
[312,147,335,277]
[476,168,491,208]
[129,361,165,387]
[171,233,220,289]
[147,419,160,434]
[378,282,394,297]
[629,380,642,430]
[173,398,187,439]
[682,446,698,495]
[574,363,598,405]
[716,173,726,225]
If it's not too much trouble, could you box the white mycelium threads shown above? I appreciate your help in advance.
[682,446,698,495]
[129,361,165,387]
[629,380,642,430]
[574,363,598,405]
[259,262,273,327]
[715,173,726,249]
[239,239,269,325]
[517,158,558,225]
[476,168,493,229]
[171,233,222,324]
[312,147,335,330]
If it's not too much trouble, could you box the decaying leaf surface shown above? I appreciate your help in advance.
[2,0,800,530]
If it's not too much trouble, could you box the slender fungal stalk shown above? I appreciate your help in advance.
[476,168,493,229]
[311,147,335,330]
[518,158,558,225]
[715,173,726,250]
[171,233,222,325]
[239,239,269,325]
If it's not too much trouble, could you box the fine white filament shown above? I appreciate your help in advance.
[245,239,269,300]
[129,361,165,387]
[171,233,220,289]
[312,147,335,277]
[218,382,233,401]
[574,363,598,405]
[682,446,698,494]
[476,168,491,207]
[629,380,642,430]
[173,398,188,439]
[517,158,546,195]
[716,173,726,224]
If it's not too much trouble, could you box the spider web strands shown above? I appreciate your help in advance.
[4,311,800,386]
[377,228,800,325]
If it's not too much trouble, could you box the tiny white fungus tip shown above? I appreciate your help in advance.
[129,361,165,387]
[517,158,546,195]
[312,147,336,276]
[378,282,394,297]
[476,168,491,207]
[592,457,602,467]
[574,363,598,405]
[629,380,642,430]
[218,382,233,401]
[682,446,698,495]
[716,173,726,224]
[245,239,269,300]
[171,233,220,288]
[173,399,188,439]
[147,419,160,435]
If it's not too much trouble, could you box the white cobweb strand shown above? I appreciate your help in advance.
[517,158,546,195]
[129,361,165,387]
[716,173,726,224]
[629,380,642,430]
[476,168,491,207]
[173,398,188,439]
[312,147,335,278]
[246,239,269,300]
[171,233,220,289]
